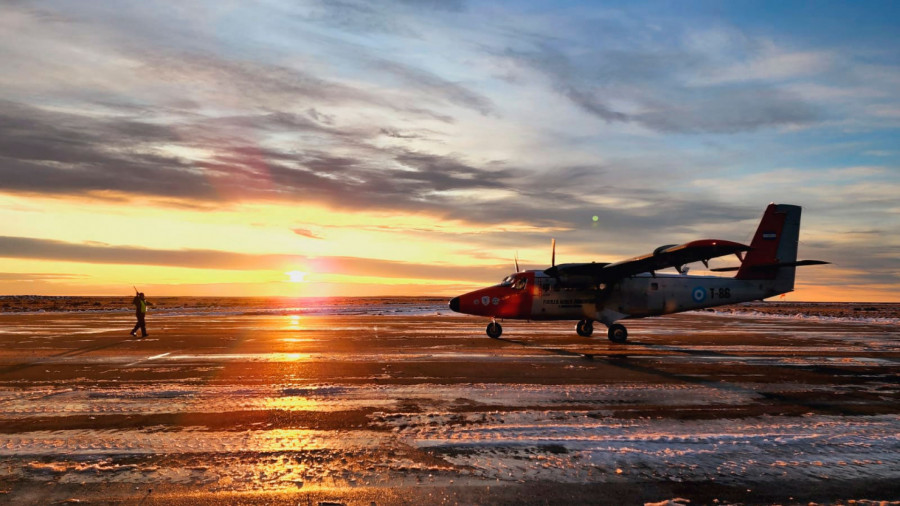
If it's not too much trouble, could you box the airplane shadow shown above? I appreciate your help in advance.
[494,335,887,416]
[627,340,894,380]
[495,336,598,360]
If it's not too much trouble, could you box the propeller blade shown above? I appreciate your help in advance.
[515,252,520,273]
[551,238,556,268]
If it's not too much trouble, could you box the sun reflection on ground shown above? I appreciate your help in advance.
[268,353,310,362]
[287,314,302,329]
[263,396,320,412]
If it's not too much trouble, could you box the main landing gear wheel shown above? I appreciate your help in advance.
[576,319,594,337]
[486,321,503,339]
[607,323,628,343]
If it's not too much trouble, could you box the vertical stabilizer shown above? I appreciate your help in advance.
[736,204,801,294]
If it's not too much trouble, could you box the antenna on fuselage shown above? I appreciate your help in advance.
[551,238,556,267]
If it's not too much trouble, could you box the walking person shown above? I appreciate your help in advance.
[131,292,149,338]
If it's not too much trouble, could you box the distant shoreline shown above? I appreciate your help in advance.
[0,295,451,315]
[1,295,898,320]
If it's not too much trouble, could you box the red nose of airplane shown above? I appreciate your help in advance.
[449,297,460,313]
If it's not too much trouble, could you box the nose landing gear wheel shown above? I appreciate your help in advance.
[607,323,628,343]
[486,321,503,339]
[576,319,594,337]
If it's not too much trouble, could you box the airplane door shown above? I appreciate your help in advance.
[620,278,649,315]
[516,272,536,316]
[647,280,665,314]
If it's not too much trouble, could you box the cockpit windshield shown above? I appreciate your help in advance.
[499,275,527,290]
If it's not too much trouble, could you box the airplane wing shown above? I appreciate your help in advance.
[709,259,830,272]
[545,239,751,284]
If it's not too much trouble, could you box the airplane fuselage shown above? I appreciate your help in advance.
[452,270,779,326]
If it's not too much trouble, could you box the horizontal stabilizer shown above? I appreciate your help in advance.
[711,259,830,272]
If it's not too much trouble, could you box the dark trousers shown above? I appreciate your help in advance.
[132,314,147,336]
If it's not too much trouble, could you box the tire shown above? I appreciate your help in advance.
[576,319,594,337]
[486,322,503,339]
[607,323,628,343]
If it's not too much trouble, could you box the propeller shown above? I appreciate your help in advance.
[551,238,556,268]
[514,252,520,273]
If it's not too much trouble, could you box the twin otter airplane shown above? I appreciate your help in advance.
[449,203,827,343]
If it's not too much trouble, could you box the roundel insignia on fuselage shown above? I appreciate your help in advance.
[691,287,706,303]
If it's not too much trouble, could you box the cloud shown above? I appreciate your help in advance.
[372,59,494,115]
[0,5,827,221]
[633,87,820,134]
[503,30,823,133]
[0,98,502,227]
[294,0,465,37]
[0,2,486,126]
[0,100,493,212]
[0,91,757,242]
[692,49,835,85]
[292,228,323,240]
[138,51,380,111]
[558,85,630,123]
[0,102,215,199]
[799,243,899,288]
[0,236,501,282]
[380,128,420,139]
[0,273,87,281]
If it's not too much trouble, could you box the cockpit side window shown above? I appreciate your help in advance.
[500,275,528,290]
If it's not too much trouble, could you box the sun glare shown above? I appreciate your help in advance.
[285,271,308,283]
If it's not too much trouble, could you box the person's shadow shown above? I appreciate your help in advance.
[0,339,127,377]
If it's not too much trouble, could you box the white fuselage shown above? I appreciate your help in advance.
[529,271,779,325]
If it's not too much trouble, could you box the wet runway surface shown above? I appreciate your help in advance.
[0,311,898,504]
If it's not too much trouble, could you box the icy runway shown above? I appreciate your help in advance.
[0,308,898,504]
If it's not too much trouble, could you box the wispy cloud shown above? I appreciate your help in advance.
[503,31,823,133]
[291,228,323,240]
[0,236,500,282]
[0,273,88,281]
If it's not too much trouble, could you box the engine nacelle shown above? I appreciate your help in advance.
[653,244,678,256]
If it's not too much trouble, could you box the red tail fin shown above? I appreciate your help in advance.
[736,204,800,281]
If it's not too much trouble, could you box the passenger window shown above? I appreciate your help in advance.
[651,282,659,291]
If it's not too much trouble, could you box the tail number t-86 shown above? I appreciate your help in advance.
[709,287,731,299]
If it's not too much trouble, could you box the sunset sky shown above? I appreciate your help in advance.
[1,1,898,301]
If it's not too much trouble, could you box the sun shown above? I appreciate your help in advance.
[285,270,308,283]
